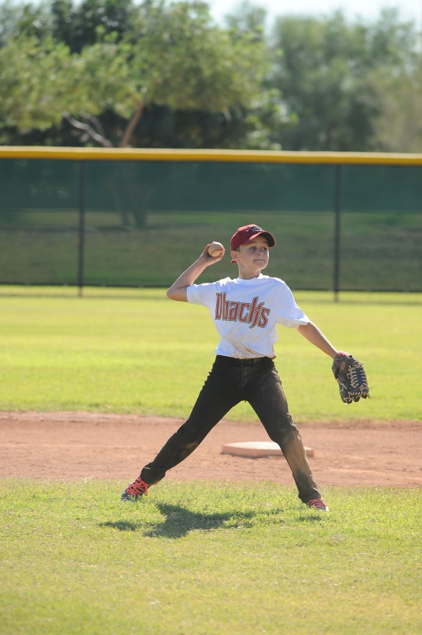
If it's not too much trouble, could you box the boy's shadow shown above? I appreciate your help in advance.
[101,503,284,538]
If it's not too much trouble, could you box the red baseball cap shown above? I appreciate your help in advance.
[230,224,276,252]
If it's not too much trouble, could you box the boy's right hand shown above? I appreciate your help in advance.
[200,243,225,265]
[167,242,226,302]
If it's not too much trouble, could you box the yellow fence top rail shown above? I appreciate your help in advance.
[1,146,422,165]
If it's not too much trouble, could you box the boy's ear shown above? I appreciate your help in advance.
[230,250,238,262]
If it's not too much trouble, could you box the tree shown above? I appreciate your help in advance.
[0,1,273,148]
[269,9,421,151]
[223,0,267,42]
[370,63,422,152]
[116,1,271,147]
[51,0,137,53]
[0,35,73,132]
[0,1,27,47]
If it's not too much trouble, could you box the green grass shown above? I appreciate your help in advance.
[0,289,420,633]
[0,288,421,421]
[0,209,421,289]
[0,480,420,635]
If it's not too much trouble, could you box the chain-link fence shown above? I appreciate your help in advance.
[0,149,421,293]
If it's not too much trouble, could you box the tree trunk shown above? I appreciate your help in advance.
[119,100,145,148]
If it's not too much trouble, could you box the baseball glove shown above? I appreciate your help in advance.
[332,352,370,404]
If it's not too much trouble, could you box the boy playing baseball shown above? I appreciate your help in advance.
[122,223,342,511]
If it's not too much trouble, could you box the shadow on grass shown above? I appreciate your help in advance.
[297,514,325,523]
[101,520,141,531]
[100,503,287,538]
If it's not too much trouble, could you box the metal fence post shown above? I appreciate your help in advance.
[333,164,342,302]
[77,161,86,297]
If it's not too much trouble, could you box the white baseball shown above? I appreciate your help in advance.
[208,241,224,258]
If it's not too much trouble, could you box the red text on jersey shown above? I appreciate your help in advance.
[215,293,271,329]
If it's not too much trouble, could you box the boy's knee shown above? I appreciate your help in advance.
[266,414,297,441]
[178,420,205,444]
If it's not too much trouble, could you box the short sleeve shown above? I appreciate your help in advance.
[276,282,310,328]
[187,282,218,307]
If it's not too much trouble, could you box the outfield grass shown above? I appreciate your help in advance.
[1,209,421,290]
[0,480,420,635]
[0,291,420,635]
[0,288,421,421]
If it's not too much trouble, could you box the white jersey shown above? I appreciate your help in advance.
[187,274,309,359]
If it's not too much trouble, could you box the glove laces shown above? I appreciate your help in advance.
[349,361,369,392]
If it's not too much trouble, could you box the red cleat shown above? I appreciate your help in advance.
[306,498,329,512]
[121,475,149,502]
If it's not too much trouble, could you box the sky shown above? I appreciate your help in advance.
[208,0,422,29]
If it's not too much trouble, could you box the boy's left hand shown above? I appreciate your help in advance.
[332,352,370,404]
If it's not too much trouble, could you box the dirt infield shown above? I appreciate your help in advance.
[0,411,421,488]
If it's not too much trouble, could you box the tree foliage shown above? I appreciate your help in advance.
[0,1,421,151]
[269,8,422,151]
[0,0,278,148]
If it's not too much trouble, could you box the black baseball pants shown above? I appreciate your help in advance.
[141,355,322,503]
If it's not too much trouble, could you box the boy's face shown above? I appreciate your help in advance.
[231,235,270,275]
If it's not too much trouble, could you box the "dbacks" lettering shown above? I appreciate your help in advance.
[215,293,270,329]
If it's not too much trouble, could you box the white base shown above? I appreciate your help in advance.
[221,441,315,458]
